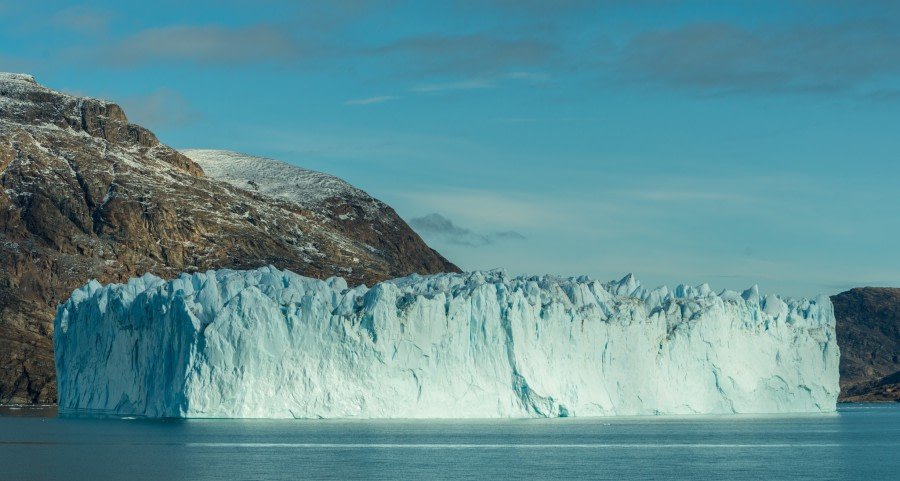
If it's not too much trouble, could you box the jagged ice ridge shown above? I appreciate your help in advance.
[54,266,840,418]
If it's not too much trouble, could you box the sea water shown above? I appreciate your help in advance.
[0,404,897,480]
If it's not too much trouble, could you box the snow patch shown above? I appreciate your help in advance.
[180,149,384,218]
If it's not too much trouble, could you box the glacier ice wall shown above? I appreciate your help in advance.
[54,267,840,418]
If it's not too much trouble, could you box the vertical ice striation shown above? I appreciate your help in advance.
[54,267,840,418]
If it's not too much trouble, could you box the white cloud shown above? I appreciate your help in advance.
[506,71,549,82]
[410,72,547,95]
[344,95,397,105]
[411,78,494,93]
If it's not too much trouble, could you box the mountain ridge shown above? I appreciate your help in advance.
[0,73,458,403]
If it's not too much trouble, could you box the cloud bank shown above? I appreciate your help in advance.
[616,21,900,94]
[409,213,526,247]
[103,25,307,66]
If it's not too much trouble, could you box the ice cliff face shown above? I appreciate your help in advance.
[55,267,840,418]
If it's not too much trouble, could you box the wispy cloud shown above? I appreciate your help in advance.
[371,33,556,77]
[632,190,752,203]
[50,5,115,34]
[344,95,397,105]
[615,21,900,95]
[506,71,550,82]
[409,213,526,247]
[119,88,200,129]
[77,21,558,80]
[411,78,494,93]
[410,70,549,95]
[398,189,570,228]
[100,24,307,67]
[454,0,613,15]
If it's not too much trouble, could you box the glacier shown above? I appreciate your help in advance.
[54,266,840,418]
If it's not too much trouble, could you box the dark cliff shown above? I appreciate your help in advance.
[832,287,900,402]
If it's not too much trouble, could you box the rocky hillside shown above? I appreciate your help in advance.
[832,287,900,402]
[0,73,458,403]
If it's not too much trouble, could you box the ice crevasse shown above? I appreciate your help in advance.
[54,266,840,418]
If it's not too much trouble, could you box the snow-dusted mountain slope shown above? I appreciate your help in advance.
[181,149,385,219]
[55,266,840,418]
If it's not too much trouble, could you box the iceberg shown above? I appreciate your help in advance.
[54,267,840,418]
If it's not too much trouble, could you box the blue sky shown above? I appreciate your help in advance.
[2,0,899,296]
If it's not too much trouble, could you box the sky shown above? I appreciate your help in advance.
[2,0,899,297]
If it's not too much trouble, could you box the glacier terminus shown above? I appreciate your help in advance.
[54,266,840,418]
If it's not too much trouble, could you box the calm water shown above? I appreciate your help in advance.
[1,404,898,480]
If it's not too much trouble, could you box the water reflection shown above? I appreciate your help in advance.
[0,404,896,480]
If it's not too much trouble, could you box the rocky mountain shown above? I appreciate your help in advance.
[832,287,900,402]
[0,73,458,403]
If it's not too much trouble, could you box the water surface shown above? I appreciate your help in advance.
[1,404,897,480]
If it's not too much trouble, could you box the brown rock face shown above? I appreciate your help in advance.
[0,73,459,403]
[831,287,900,402]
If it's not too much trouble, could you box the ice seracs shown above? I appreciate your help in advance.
[54,267,840,418]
